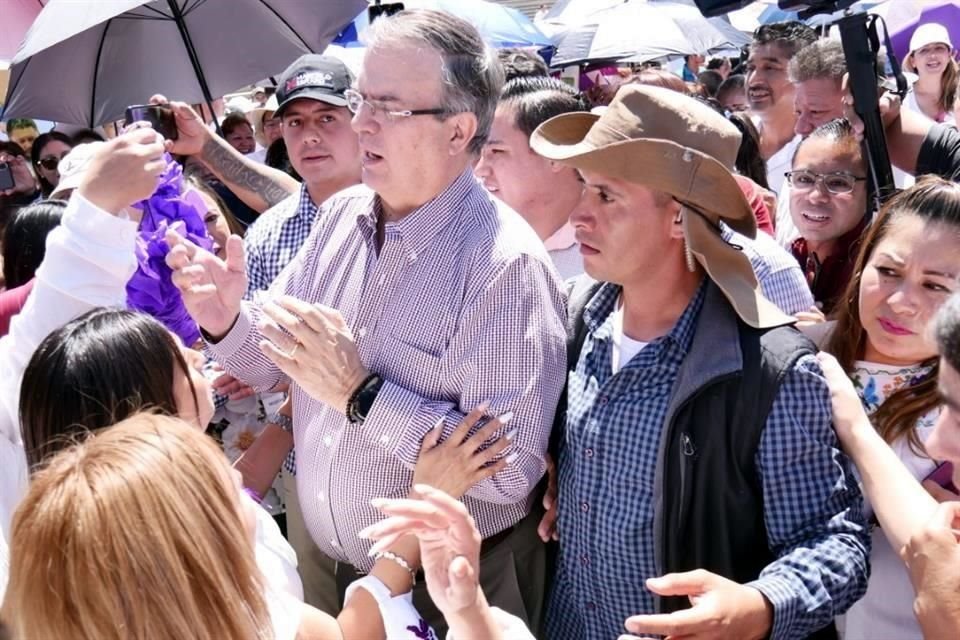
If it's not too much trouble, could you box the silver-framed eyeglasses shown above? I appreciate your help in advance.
[344,89,448,122]
[784,170,867,195]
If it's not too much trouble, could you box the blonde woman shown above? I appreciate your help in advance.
[3,414,525,640]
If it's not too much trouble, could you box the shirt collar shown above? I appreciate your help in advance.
[279,183,319,221]
[356,169,478,258]
[583,280,706,356]
[544,222,578,251]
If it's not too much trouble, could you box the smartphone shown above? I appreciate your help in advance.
[924,461,958,494]
[0,162,14,191]
[124,104,178,140]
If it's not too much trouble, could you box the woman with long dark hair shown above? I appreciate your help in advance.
[29,132,73,198]
[807,176,960,638]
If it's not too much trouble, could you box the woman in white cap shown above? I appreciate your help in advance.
[904,22,959,125]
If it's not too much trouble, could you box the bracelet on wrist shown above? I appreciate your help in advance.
[373,550,416,586]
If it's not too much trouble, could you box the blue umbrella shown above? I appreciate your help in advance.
[335,0,554,49]
[758,0,887,27]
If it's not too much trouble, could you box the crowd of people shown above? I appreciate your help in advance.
[1,6,960,640]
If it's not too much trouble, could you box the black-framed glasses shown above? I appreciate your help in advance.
[344,89,448,122]
[38,151,70,171]
[785,170,867,195]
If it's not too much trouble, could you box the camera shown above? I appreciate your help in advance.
[124,104,179,140]
[0,162,15,191]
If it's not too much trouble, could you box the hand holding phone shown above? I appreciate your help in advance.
[0,161,14,192]
[125,104,179,140]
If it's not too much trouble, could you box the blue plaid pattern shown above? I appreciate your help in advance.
[546,282,869,640]
[724,224,814,317]
[243,185,320,475]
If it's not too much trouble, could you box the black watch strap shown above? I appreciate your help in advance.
[347,374,384,424]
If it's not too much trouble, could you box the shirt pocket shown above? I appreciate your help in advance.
[378,335,445,398]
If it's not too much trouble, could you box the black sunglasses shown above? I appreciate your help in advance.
[38,151,70,171]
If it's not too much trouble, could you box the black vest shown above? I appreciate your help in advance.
[558,278,836,640]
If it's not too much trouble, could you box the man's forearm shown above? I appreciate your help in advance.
[199,135,299,213]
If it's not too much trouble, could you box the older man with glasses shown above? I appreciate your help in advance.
[166,9,565,634]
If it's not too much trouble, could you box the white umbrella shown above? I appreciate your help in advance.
[3,0,366,126]
[552,0,750,67]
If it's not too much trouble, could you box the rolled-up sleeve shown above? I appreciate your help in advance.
[363,255,567,505]
[747,354,870,640]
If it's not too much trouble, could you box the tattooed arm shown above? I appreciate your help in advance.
[150,94,299,213]
[198,134,298,212]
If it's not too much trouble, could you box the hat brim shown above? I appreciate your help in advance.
[685,210,795,329]
[275,89,348,118]
[531,111,757,238]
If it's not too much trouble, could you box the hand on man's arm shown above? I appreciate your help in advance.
[149,94,299,212]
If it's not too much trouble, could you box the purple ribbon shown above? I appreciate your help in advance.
[125,155,213,346]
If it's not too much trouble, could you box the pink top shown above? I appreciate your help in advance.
[0,281,34,338]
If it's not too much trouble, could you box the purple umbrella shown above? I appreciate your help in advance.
[888,0,960,61]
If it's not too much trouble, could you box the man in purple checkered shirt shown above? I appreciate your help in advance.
[167,9,566,634]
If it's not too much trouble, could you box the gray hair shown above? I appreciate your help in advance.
[788,38,847,84]
[936,292,960,374]
[365,9,504,155]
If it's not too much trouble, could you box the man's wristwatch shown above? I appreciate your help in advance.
[270,413,294,433]
[346,373,384,425]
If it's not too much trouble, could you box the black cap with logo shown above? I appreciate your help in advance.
[274,54,354,116]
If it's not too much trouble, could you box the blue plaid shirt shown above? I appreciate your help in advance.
[546,282,869,640]
[244,184,320,474]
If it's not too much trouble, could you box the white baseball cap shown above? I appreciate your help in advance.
[910,23,953,54]
[50,142,103,199]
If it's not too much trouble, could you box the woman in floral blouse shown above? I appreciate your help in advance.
[806,177,960,639]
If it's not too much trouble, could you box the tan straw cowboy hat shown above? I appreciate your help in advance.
[530,84,794,329]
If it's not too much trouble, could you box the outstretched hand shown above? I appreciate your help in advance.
[361,485,486,619]
[165,228,247,339]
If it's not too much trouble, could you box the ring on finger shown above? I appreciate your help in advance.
[289,341,302,359]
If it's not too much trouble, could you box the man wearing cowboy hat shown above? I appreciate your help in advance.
[531,84,869,640]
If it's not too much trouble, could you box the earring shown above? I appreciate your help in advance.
[684,237,696,272]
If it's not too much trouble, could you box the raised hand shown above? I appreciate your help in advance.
[413,405,512,499]
[165,229,247,339]
[0,152,37,198]
[362,485,486,619]
[150,93,210,157]
[257,296,369,413]
[77,127,167,217]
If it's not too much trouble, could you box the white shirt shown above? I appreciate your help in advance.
[843,360,939,640]
[611,302,648,374]
[544,222,584,281]
[0,194,140,598]
[904,83,957,126]
[764,135,801,197]
[0,195,303,607]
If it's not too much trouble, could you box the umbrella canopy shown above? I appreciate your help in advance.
[756,0,889,27]
[552,0,750,67]
[887,0,960,60]
[334,0,553,49]
[0,0,46,69]
[3,0,366,126]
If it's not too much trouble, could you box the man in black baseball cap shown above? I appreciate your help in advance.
[274,54,353,115]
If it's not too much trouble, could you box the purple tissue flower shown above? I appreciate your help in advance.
[126,154,213,346]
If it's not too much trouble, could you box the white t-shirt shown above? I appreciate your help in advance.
[764,135,801,198]
[904,83,957,126]
[842,360,939,640]
[611,303,648,374]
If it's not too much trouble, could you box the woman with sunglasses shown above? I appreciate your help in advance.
[787,119,872,316]
[29,132,73,198]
